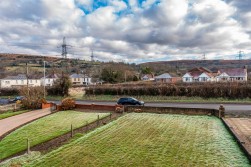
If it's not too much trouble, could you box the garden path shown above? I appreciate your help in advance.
[0,109,51,138]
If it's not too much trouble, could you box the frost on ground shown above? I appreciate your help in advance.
[27,113,250,167]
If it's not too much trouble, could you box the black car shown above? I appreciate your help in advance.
[117,97,144,106]
[9,96,25,103]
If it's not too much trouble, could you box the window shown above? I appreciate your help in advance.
[78,78,80,81]
[74,78,76,81]
[30,80,32,83]
[5,81,10,84]
[21,80,24,84]
[16,80,18,84]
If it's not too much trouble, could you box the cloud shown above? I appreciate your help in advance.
[0,0,250,63]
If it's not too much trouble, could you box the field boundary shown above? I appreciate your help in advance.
[0,112,122,163]
[124,106,222,118]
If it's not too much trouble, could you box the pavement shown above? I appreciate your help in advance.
[223,118,251,160]
[0,109,52,138]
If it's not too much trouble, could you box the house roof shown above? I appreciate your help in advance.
[142,74,154,79]
[155,73,172,79]
[2,74,42,80]
[219,68,246,77]
[188,67,212,73]
[189,71,203,78]
[70,73,90,78]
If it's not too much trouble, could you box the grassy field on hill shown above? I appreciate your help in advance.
[26,113,249,167]
[0,111,109,160]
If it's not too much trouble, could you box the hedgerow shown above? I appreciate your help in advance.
[86,82,251,99]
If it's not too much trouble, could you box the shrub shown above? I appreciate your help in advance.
[0,88,19,96]
[19,87,46,109]
[61,98,76,110]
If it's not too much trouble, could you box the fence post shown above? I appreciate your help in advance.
[97,115,100,126]
[92,103,95,110]
[219,104,225,118]
[86,121,88,132]
[110,112,112,120]
[71,124,73,138]
[14,104,16,111]
[27,138,30,154]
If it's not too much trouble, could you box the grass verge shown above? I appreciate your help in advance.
[26,113,249,167]
[0,110,30,120]
[0,111,109,160]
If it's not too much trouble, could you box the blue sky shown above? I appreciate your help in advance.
[0,0,250,63]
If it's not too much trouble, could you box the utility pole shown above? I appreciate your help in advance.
[237,51,244,60]
[91,49,94,62]
[60,37,71,73]
[202,53,206,60]
[61,37,68,59]
[43,61,46,99]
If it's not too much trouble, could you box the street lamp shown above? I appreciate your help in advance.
[43,61,46,99]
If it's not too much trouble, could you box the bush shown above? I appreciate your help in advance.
[61,98,76,110]
[85,82,251,99]
[19,87,46,109]
[0,88,19,96]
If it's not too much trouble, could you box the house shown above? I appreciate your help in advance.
[182,67,215,82]
[155,73,181,83]
[0,74,41,88]
[216,67,247,82]
[70,73,92,86]
[41,74,59,86]
[141,74,155,81]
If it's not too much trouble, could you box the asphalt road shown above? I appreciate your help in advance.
[1,98,250,116]
[49,100,251,116]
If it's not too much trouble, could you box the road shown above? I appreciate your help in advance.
[0,109,52,137]
[50,100,251,116]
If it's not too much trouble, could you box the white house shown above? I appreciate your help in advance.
[198,72,215,82]
[41,74,59,86]
[155,73,181,83]
[0,74,41,88]
[182,73,193,82]
[141,74,155,81]
[183,67,215,83]
[70,73,92,86]
[216,67,247,82]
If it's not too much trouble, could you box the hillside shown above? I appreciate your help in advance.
[139,59,251,75]
[1,53,251,80]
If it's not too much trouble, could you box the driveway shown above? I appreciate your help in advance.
[0,109,52,138]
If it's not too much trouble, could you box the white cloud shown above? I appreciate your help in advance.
[0,0,251,62]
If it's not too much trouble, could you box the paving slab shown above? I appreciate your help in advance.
[223,118,251,161]
[0,109,51,138]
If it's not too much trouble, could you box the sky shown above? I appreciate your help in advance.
[0,0,251,63]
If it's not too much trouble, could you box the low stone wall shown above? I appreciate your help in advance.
[0,104,22,114]
[75,104,122,112]
[124,106,221,118]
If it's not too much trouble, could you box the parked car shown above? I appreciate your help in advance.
[9,96,25,103]
[117,97,144,106]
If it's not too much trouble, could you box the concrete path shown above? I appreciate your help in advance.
[223,118,251,160]
[0,109,51,137]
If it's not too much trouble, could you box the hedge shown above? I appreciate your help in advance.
[86,82,251,99]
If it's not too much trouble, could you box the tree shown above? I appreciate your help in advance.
[51,73,72,97]
[19,86,46,109]
[101,68,123,83]
[141,67,152,74]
